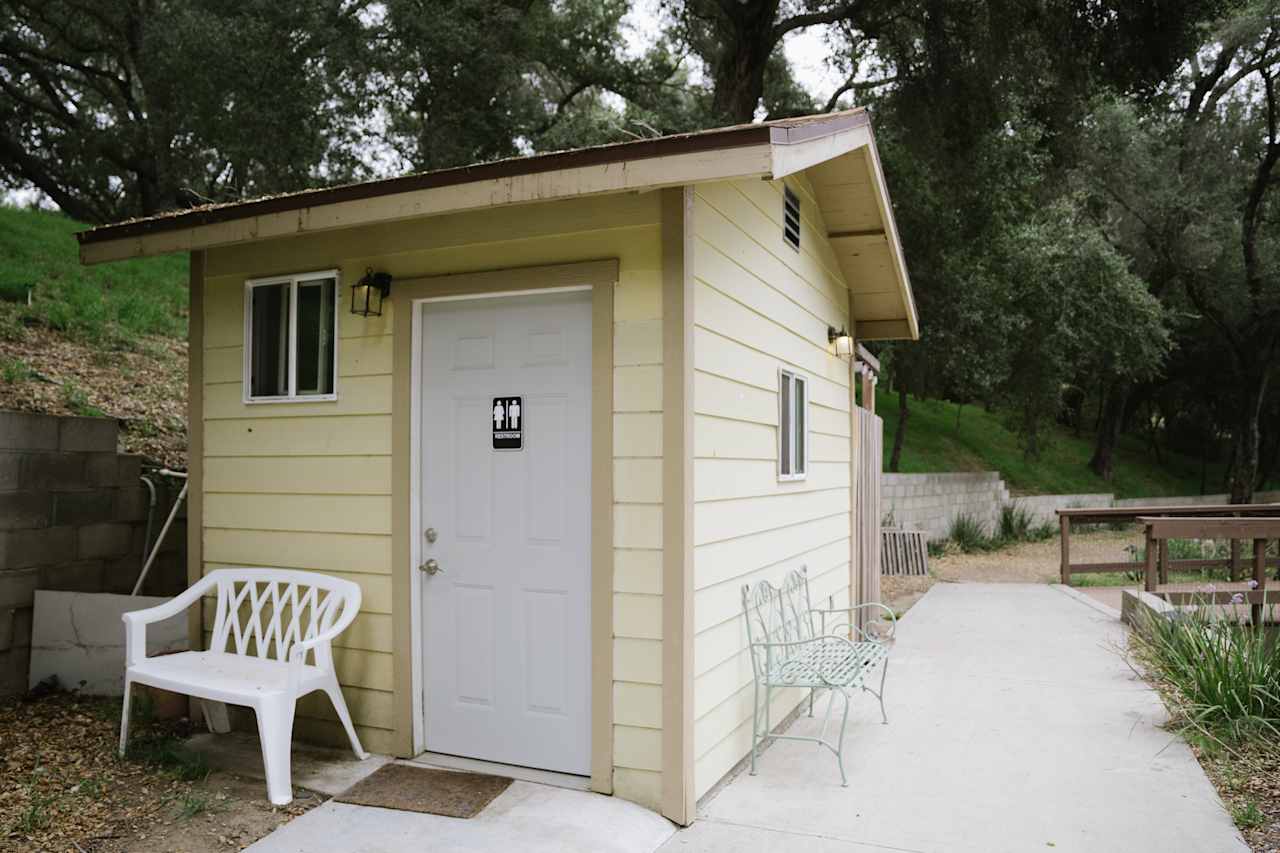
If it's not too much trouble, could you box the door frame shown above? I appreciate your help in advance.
[390,260,617,794]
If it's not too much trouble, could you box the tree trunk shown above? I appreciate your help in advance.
[1089,383,1127,481]
[1229,375,1269,504]
[707,6,778,123]
[889,387,909,472]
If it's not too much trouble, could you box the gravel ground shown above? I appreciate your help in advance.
[881,528,1143,615]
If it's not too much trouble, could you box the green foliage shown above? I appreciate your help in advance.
[176,791,214,819]
[62,382,104,418]
[0,206,186,344]
[944,504,1057,553]
[876,387,1238,498]
[997,504,1056,543]
[1232,799,1265,830]
[0,0,370,222]
[947,513,995,553]
[1,356,31,383]
[992,200,1170,458]
[1134,605,1280,742]
[12,787,53,833]
[125,733,210,783]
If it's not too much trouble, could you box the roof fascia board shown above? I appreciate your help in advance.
[859,131,919,340]
[79,142,774,265]
[768,124,872,180]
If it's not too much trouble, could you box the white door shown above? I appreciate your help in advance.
[419,289,592,775]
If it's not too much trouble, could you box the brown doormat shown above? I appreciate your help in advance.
[335,764,513,819]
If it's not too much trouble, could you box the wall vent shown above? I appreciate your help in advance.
[783,185,801,251]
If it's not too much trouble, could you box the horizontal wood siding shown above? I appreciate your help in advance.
[690,176,854,799]
[201,192,664,798]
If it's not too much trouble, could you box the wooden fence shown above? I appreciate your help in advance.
[1056,503,1280,585]
[881,528,929,576]
[853,407,882,628]
[1139,516,1280,624]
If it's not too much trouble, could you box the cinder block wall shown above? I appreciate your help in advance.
[882,472,1115,542]
[882,472,1280,544]
[881,472,1010,542]
[0,412,187,695]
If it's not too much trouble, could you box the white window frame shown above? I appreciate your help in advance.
[778,367,808,481]
[242,269,340,404]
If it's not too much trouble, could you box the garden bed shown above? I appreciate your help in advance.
[1128,596,1280,850]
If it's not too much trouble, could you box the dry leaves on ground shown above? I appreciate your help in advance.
[0,693,312,853]
[0,324,187,469]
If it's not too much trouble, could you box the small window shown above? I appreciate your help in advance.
[783,185,801,251]
[244,271,338,402]
[779,369,807,480]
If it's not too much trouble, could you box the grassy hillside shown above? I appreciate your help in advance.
[0,206,188,466]
[0,206,187,342]
[876,388,1235,499]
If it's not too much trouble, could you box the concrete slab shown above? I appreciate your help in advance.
[186,731,390,797]
[28,590,186,694]
[670,584,1247,853]
[244,780,676,853]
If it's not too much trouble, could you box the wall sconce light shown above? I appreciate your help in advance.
[828,326,854,358]
[351,268,392,317]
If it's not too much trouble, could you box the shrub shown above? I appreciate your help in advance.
[1133,602,1280,742]
[948,513,994,552]
[997,503,1057,544]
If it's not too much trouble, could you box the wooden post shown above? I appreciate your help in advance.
[1158,538,1170,585]
[1144,525,1158,593]
[861,370,875,414]
[1059,515,1071,585]
[1231,538,1242,581]
[1253,539,1267,627]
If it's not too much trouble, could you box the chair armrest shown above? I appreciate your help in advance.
[811,603,897,642]
[288,587,363,662]
[121,575,217,666]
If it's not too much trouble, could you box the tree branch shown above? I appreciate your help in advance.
[774,3,859,41]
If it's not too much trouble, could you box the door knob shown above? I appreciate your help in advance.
[420,558,443,576]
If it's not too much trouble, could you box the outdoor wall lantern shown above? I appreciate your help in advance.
[351,268,392,317]
[828,326,854,358]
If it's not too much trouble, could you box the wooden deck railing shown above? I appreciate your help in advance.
[1138,516,1280,624]
[1056,503,1280,585]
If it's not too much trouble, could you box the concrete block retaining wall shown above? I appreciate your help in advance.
[0,411,187,696]
[883,469,1280,544]
[881,472,1010,543]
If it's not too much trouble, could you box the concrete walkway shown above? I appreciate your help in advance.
[244,583,1245,852]
[668,583,1246,853]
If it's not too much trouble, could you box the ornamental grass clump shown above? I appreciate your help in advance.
[1135,596,1280,742]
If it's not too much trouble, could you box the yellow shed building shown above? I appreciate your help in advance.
[77,108,918,826]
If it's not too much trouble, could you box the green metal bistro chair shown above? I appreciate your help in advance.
[741,566,895,786]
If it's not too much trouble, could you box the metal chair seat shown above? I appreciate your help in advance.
[765,639,889,689]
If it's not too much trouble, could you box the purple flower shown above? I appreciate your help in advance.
[1231,593,1245,605]
[1249,579,1260,590]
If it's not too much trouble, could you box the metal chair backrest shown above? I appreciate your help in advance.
[741,567,815,679]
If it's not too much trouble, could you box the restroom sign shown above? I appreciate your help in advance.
[492,396,523,450]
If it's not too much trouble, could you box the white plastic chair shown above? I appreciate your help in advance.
[119,568,370,804]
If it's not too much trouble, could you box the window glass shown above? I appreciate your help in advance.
[250,283,290,398]
[795,377,806,474]
[780,373,792,476]
[296,278,335,395]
